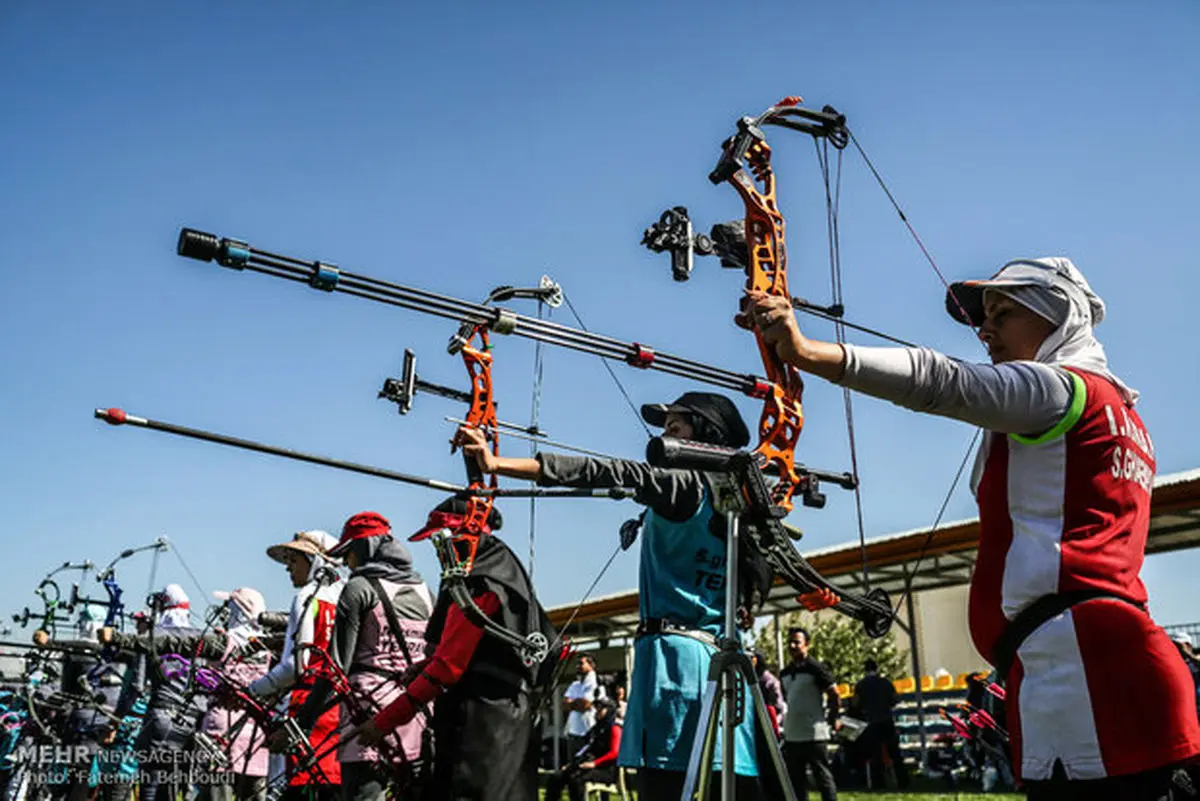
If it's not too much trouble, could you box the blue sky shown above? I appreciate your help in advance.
[2,3,1198,637]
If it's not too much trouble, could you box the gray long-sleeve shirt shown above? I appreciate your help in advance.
[537,452,704,521]
[838,345,1075,436]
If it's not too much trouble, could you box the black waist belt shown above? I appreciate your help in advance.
[993,590,1145,680]
[635,618,718,648]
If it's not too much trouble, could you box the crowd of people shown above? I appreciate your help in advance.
[15,498,557,801]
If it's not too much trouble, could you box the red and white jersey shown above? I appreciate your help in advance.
[255,577,344,694]
[969,367,1200,781]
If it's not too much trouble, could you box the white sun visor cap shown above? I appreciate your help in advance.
[945,258,1097,328]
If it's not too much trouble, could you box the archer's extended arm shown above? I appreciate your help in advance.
[107,630,227,660]
[456,426,705,520]
[838,345,1074,434]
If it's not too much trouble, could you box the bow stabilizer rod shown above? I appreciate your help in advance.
[175,228,769,396]
[93,407,630,501]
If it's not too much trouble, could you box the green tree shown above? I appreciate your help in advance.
[754,611,908,686]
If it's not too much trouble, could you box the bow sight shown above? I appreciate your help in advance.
[641,206,850,322]
[641,206,748,281]
[380,348,539,440]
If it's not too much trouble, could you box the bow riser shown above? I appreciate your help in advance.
[456,327,499,569]
[727,143,807,512]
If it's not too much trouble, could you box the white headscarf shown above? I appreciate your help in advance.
[302,531,341,584]
[157,582,192,630]
[214,587,266,648]
[984,257,1138,405]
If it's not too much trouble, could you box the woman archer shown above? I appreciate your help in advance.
[354,496,556,801]
[451,392,782,801]
[744,256,1200,800]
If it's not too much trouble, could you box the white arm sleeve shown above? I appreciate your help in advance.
[838,345,1075,435]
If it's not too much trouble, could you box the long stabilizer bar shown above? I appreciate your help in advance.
[93,408,631,501]
[175,228,776,399]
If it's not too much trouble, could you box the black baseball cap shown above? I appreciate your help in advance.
[640,392,751,448]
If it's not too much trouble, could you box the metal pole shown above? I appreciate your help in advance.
[624,640,634,687]
[552,684,563,771]
[721,510,739,801]
[774,611,784,671]
[904,587,927,767]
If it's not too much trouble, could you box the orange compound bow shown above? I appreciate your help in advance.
[706,97,893,633]
[446,320,500,573]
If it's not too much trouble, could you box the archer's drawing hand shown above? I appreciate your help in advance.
[32,630,49,647]
[742,290,805,365]
[453,425,498,473]
[97,627,116,645]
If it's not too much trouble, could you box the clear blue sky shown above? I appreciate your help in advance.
[2,3,1198,635]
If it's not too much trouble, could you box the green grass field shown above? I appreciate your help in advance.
[837,794,1021,800]
[541,792,1022,800]
[538,766,1022,799]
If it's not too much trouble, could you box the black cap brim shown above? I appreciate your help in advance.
[640,403,691,429]
[945,282,986,327]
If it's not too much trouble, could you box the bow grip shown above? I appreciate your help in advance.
[462,450,485,487]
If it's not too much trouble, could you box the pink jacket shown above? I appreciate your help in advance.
[200,641,272,776]
[340,579,432,764]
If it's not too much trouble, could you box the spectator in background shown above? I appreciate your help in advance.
[752,650,786,738]
[563,654,603,755]
[780,627,839,801]
[851,658,908,789]
[544,698,623,801]
[612,684,627,726]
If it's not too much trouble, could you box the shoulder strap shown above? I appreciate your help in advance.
[992,589,1143,679]
[364,575,417,667]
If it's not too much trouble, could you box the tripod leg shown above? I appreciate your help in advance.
[681,678,722,800]
[721,670,736,801]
